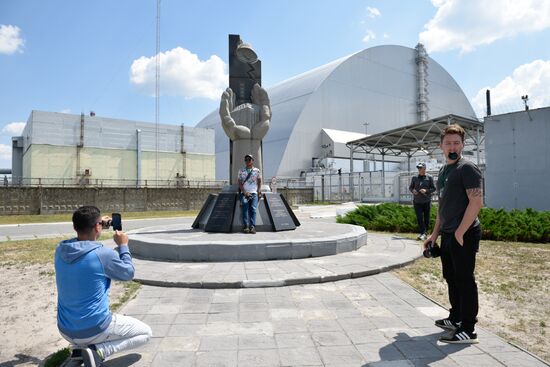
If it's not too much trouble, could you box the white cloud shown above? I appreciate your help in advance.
[419,0,550,53]
[362,30,377,44]
[0,144,11,160]
[1,122,26,135]
[130,47,228,100]
[60,109,71,114]
[0,24,24,55]
[367,6,381,18]
[472,59,550,116]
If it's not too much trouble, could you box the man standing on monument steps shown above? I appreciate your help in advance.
[238,154,261,234]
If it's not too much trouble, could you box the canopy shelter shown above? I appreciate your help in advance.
[346,114,484,198]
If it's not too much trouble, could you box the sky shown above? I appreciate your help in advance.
[1,0,550,169]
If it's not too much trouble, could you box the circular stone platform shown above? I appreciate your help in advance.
[128,221,367,262]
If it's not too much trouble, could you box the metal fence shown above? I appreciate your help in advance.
[311,172,398,203]
[308,168,484,203]
[2,176,228,189]
[2,168,484,204]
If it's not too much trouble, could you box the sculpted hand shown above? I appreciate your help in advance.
[250,84,271,140]
[220,88,250,140]
[219,84,271,141]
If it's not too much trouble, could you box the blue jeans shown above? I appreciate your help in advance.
[241,193,258,228]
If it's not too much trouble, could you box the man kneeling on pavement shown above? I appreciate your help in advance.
[55,206,152,366]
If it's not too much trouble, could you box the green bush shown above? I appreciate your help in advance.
[44,348,70,367]
[337,203,550,243]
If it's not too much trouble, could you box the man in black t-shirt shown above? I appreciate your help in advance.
[409,162,436,240]
[425,124,484,344]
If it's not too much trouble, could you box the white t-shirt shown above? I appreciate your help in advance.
[238,167,261,194]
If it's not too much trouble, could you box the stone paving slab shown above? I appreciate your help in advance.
[132,233,421,288]
[105,273,548,367]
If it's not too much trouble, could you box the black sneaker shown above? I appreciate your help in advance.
[435,318,461,330]
[249,226,256,234]
[82,346,104,367]
[242,226,250,233]
[439,328,478,344]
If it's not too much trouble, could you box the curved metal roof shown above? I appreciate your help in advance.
[197,45,477,179]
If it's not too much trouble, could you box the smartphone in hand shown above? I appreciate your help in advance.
[111,213,122,231]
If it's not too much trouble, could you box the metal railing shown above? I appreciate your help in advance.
[311,172,397,203]
[2,176,228,189]
[308,168,485,203]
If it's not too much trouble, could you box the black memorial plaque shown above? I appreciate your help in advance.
[264,193,296,231]
[279,193,300,227]
[192,194,216,229]
[205,193,237,233]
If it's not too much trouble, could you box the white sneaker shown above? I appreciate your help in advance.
[419,234,427,241]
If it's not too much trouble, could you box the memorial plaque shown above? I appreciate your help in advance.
[264,193,296,231]
[205,193,237,233]
[279,193,300,227]
[192,194,216,229]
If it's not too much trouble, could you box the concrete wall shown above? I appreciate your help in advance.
[0,187,313,215]
[276,187,314,206]
[23,110,215,155]
[16,110,216,183]
[22,145,215,182]
[485,107,550,211]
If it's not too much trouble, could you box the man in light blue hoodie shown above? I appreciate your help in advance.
[55,206,151,367]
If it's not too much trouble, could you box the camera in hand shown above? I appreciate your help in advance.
[423,241,441,258]
[101,213,122,231]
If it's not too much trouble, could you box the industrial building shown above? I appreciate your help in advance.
[11,110,215,186]
[197,44,478,180]
[484,106,550,211]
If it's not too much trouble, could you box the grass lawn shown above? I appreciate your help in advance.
[0,210,198,225]
[391,233,549,362]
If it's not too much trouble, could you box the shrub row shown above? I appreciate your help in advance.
[336,203,550,243]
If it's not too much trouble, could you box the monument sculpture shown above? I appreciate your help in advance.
[128,35,366,261]
[192,34,300,233]
[220,85,270,184]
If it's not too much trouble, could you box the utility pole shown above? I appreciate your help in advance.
[155,0,161,185]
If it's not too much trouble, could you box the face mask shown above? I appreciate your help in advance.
[448,152,459,160]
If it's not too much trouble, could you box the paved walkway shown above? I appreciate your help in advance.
[132,233,420,288]
[107,272,547,367]
[4,205,547,366]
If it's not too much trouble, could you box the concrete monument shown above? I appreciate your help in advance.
[220,85,270,185]
[222,34,270,184]
[192,35,299,233]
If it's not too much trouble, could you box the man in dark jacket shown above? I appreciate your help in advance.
[409,162,436,240]
[55,206,151,367]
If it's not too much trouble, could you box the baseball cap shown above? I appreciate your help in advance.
[244,154,254,161]
[416,162,426,169]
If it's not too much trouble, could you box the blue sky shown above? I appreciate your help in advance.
[1,0,550,168]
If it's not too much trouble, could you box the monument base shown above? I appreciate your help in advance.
[192,185,300,233]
